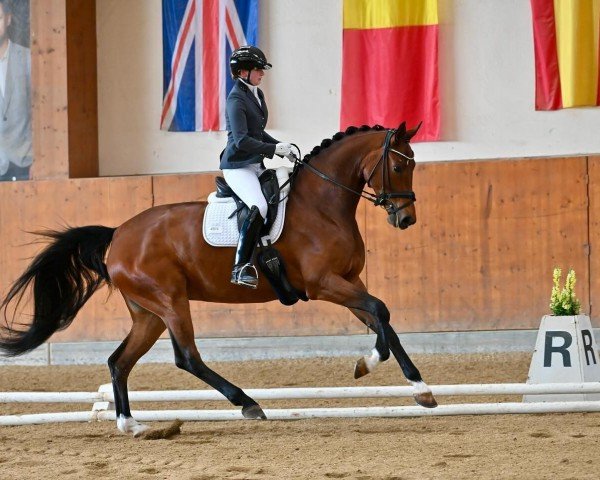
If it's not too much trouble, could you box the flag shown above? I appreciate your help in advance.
[161,0,258,132]
[340,0,440,141]
[531,0,600,110]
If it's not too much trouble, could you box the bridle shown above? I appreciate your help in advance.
[290,129,416,215]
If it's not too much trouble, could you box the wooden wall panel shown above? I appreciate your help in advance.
[0,177,153,342]
[1,156,597,344]
[366,157,590,332]
[30,0,69,180]
[588,156,600,325]
[152,172,219,204]
[66,0,98,178]
[151,173,367,337]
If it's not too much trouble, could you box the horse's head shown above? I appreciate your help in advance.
[364,122,420,230]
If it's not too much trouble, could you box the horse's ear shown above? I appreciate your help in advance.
[405,122,422,142]
[394,122,407,143]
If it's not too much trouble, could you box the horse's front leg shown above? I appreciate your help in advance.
[324,277,437,409]
[350,308,437,408]
[310,274,392,364]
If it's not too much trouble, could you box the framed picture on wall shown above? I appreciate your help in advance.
[0,0,31,182]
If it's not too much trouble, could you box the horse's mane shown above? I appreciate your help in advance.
[303,124,385,162]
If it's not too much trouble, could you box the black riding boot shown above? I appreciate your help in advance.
[231,206,264,288]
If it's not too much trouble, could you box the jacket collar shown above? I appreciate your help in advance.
[236,78,265,113]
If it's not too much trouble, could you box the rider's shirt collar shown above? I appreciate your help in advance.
[238,78,261,105]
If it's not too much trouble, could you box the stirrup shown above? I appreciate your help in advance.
[231,263,259,289]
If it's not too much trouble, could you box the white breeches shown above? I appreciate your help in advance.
[222,163,268,220]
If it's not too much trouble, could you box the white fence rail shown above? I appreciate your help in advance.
[3,382,600,404]
[1,382,600,426]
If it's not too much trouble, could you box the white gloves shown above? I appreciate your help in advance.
[275,143,293,156]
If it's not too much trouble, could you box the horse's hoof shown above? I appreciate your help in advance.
[414,391,438,408]
[117,415,151,437]
[354,357,370,379]
[242,404,267,420]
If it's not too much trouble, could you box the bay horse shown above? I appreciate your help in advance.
[0,122,437,436]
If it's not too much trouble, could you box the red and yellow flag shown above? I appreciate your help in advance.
[340,0,439,141]
[531,0,600,110]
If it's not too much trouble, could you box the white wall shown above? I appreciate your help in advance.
[96,0,600,176]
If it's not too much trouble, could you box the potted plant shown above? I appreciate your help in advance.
[549,267,581,317]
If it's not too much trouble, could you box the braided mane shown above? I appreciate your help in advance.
[303,124,385,162]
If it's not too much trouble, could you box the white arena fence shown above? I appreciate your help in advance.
[1,383,600,426]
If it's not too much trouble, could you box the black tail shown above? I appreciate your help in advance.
[0,226,116,356]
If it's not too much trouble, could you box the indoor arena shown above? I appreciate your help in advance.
[1,1,600,479]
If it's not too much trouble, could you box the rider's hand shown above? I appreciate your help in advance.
[285,152,297,162]
[275,143,293,156]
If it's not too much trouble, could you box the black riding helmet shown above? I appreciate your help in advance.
[230,45,272,79]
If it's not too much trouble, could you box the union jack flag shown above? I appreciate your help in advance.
[161,0,258,132]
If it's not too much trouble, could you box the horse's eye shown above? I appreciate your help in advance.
[393,165,402,173]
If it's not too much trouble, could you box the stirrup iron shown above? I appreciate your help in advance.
[231,263,259,289]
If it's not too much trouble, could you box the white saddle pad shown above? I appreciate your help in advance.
[202,167,291,247]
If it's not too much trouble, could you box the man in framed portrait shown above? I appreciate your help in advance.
[0,0,31,181]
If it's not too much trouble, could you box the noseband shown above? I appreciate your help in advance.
[295,129,416,214]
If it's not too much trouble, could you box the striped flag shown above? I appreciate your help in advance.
[340,0,440,141]
[531,0,600,110]
[161,0,258,132]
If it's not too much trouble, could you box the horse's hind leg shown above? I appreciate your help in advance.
[162,298,266,419]
[108,298,166,436]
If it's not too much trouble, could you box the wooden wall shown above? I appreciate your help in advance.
[366,157,590,331]
[0,156,597,342]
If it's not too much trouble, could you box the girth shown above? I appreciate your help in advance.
[214,168,280,234]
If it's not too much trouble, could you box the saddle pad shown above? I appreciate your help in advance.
[202,166,291,247]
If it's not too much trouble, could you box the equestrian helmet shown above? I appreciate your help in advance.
[230,45,272,77]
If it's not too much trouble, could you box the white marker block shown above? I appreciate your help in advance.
[524,315,600,402]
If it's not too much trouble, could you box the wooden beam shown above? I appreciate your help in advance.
[588,156,599,324]
[66,0,99,178]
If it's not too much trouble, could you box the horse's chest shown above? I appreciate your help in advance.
[332,238,365,274]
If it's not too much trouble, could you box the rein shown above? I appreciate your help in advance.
[285,130,416,214]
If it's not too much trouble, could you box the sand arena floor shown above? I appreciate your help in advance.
[0,352,599,479]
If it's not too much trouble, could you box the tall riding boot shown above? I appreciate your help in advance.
[231,206,264,288]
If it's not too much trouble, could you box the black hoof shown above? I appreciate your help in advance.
[242,404,267,420]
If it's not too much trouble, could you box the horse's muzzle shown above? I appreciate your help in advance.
[388,213,416,230]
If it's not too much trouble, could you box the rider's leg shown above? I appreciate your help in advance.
[231,206,264,287]
[222,164,269,219]
[222,164,268,288]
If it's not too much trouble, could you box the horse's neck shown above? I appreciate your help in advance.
[294,134,377,219]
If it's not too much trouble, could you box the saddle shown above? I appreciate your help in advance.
[208,168,307,306]
[215,168,280,235]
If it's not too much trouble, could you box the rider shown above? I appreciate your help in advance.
[221,45,294,288]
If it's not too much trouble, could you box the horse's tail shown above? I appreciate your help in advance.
[0,226,116,356]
